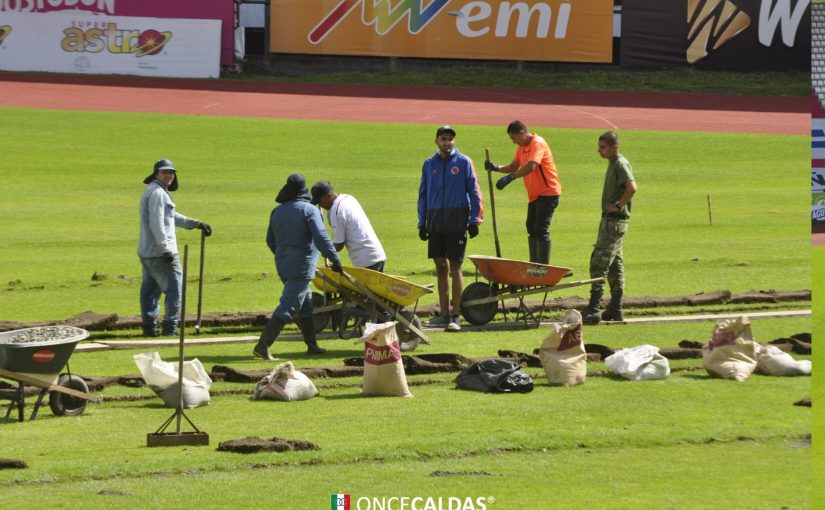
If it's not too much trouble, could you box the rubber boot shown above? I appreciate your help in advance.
[142,318,159,338]
[253,315,285,361]
[601,290,624,322]
[535,239,551,265]
[299,317,326,355]
[528,237,539,263]
[581,290,603,325]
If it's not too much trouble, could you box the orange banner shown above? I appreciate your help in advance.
[270,0,613,63]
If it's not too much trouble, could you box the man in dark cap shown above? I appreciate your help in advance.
[417,125,483,332]
[138,158,211,337]
[254,173,343,360]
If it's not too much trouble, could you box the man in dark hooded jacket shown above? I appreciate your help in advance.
[254,173,343,359]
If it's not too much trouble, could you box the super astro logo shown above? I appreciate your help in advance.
[0,25,11,45]
[61,23,172,57]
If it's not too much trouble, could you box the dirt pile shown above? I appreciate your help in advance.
[217,437,319,454]
[0,458,27,469]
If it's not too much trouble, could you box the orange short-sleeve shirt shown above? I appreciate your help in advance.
[514,134,561,202]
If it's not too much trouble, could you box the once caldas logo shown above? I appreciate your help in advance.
[0,25,11,44]
[61,21,172,56]
[331,493,351,510]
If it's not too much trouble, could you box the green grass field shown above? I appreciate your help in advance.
[0,317,812,509]
[0,95,813,509]
[0,107,809,322]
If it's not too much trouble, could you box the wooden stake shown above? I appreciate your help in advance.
[707,193,713,225]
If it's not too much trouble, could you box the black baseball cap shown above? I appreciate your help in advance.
[310,180,333,205]
[436,125,456,137]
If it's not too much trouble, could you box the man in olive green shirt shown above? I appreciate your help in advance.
[582,131,638,324]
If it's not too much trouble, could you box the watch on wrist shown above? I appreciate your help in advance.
[614,201,622,209]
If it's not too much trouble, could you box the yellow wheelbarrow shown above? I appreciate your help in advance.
[312,266,432,351]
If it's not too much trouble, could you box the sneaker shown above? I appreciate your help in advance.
[446,316,461,332]
[428,315,450,328]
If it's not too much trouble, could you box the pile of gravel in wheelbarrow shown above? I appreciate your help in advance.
[2,326,86,344]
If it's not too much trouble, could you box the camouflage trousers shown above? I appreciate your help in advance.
[588,216,629,296]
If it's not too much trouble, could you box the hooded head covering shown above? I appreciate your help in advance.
[275,173,311,204]
[143,158,178,191]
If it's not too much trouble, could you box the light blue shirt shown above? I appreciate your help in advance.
[138,180,199,258]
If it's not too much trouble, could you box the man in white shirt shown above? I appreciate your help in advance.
[310,181,386,271]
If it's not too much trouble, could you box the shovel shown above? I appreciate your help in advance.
[485,148,502,258]
[195,229,205,335]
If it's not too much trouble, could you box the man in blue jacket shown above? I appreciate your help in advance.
[418,125,483,332]
[254,173,343,360]
[138,158,211,337]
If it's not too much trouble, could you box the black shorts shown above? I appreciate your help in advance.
[428,232,467,263]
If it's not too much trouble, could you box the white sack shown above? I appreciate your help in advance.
[756,345,811,376]
[539,310,586,387]
[702,317,759,381]
[253,361,319,401]
[133,352,212,408]
[604,344,670,381]
[356,322,412,397]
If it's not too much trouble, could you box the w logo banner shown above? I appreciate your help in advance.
[331,493,351,510]
[686,0,750,64]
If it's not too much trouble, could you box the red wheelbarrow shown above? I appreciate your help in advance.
[460,255,603,327]
[0,326,101,422]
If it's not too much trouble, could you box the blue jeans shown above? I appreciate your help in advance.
[273,279,313,322]
[140,255,182,334]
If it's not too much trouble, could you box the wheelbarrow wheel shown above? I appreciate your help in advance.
[311,292,331,333]
[460,282,498,325]
[49,374,89,417]
[397,311,422,352]
[338,307,366,340]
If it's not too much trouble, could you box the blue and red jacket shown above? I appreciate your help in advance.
[418,149,483,234]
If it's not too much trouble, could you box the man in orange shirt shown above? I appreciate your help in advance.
[485,120,561,264]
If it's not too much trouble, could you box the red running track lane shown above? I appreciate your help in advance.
[0,74,808,135]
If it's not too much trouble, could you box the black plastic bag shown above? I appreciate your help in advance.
[455,359,533,393]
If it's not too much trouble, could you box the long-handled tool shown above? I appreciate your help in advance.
[148,245,209,447]
[485,148,502,258]
[195,230,206,335]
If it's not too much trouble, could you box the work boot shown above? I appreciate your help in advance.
[601,291,624,322]
[161,318,178,336]
[142,318,159,338]
[253,315,285,361]
[528,237,539,263]
[535,239,551,265]
[581,291,603,325]
[298,317,326,355]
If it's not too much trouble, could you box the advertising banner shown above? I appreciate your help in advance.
[270,0,613,63]
[621,0,810,70]
[0,0,235,66]
[0,12,220,78]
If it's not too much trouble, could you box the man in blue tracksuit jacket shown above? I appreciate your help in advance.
[417,125,483,332]
[253,173,343,360]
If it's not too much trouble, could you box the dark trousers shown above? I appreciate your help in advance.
[526,195,559,241]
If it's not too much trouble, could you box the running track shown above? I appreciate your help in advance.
[0,74,808,136]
